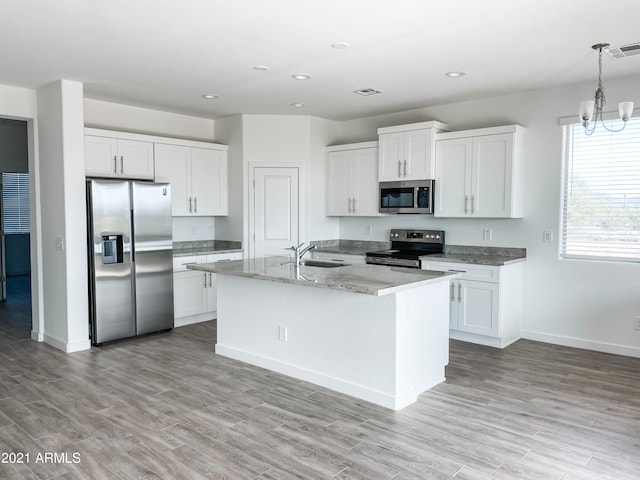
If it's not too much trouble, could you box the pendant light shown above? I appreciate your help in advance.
[579,43,634,135]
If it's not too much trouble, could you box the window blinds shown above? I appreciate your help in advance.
[561,118,640,261]
[2,172,30,234]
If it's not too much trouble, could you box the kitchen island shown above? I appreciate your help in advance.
[188,256,458,410]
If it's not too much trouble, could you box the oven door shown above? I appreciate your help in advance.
[379,180,433,214]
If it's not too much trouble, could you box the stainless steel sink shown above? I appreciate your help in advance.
[300,260,347,268]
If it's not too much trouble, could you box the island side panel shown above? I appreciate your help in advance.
[393,281,449,402]
[215,274,449,410]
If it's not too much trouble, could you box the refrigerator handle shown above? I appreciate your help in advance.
[130,208,135,262]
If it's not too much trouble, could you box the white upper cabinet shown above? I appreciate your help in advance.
[326,142,381,216]
[155,143,228,216]
[378,121,449,181]
[434,125,525,218]
[85,135,154,179]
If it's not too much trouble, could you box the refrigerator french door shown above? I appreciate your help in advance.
[87,179,173,345]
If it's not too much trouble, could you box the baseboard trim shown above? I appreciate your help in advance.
[44,334,91,353]
[31,330,44,342]
[215,343,432,410]
[522,330,640,359]
[174,312,215,328]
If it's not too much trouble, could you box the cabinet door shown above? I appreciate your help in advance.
[154,144,191,216]
[326,150,352,215]
[191,148,227,216]
[85,135,118,177]
[205,272,217,313]
[173,270,207,318]
[351,147,380,216]
[117,139,154,179]
[434,138,472,217]
[404,128,433,180]
[458,280,499,336]
[472,134,512,217]
[378,132,403,181]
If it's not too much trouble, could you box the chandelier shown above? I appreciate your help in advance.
[579,43,634,135]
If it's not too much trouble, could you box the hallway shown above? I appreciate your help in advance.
[0,274,32,341]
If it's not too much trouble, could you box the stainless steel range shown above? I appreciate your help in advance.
[366,229,445,269]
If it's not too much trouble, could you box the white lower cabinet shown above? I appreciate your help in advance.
[422,260,522,348]
[172,252,242,326]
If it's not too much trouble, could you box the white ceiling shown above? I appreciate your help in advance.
[1,0,639,121]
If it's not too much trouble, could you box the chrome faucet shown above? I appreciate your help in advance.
[288,242,318,267]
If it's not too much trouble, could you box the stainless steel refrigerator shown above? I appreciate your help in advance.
[87,179,174,345]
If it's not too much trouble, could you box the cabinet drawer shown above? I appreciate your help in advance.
[206,252,243,263]
[422,261,499,283]
[173,255,206,272]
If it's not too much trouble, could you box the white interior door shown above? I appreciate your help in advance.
[251,166,300,258]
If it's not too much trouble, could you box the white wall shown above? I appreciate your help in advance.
[213,115,244,241]
[84,99,215,141]
[37,80,90,352]
[333,74,640,357]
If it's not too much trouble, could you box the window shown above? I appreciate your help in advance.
[2,172,30,234]
[561,117,640,262]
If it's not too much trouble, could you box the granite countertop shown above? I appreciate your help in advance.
[172,240,242,257]
[311,239,390,256]
[187,256,458,296]
[421,246,526,266]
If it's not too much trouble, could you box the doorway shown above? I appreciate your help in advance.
[249,165,302,258]
[0,119,32,340]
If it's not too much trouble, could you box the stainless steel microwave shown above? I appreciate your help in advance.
[379,180,434,214]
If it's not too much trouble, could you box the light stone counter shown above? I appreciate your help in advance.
[188,255,458,296]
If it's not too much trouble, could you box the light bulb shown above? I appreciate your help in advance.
[579,100,595,127]
[618,101,634,122]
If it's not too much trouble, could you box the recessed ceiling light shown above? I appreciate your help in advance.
[201,94,219,99]
[292,74,312,80]
[331,42,350,49]
[291,103,306,108]
[354,88,383,96]
[445,71,466,78]
[253,65,270,71]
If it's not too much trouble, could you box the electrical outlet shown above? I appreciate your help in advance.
[55,237,64,251]
[543,230,554,243]
[208,223,214,234]
[365,225,373,236]
[278,326,288,342]
[634,316,640,331]
[482,229,492,241]
[191,225,197,236]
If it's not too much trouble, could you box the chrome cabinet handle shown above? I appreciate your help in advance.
[398,161,402,177]
[403,160,408,176]
[464,195,469,214]
[203,273,207,288]
[348,198,353,213]
[352,198,357,213]
[458,283,462,302]
[189,197,193,213]
[120,156,124,174]
[208,272,212,288]
[194,197,198,213]
[471,195,475,214]
[113,155,118,174]
[450,282,455,301]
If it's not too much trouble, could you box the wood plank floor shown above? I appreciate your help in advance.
[1,309,639,479]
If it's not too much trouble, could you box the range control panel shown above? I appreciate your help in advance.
[389,229,445,244]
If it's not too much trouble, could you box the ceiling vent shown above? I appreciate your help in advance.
[354,88,383,96]
[606,42,640,59]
